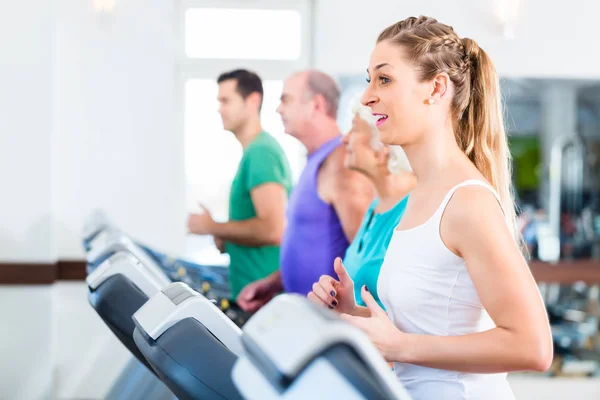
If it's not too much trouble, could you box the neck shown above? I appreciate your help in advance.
[234,118,263,148]
[300,119,340,154]
[371,169,416,205]
[402,122,462,183]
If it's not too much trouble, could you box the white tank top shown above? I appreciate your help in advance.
[378,180,515,400]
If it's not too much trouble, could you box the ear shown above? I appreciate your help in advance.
[312,93,329,116]
[246,92,262,112]
[428,72,449,104]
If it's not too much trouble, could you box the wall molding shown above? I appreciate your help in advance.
[56,260,87,280]
[529,260,600,284]
[1,259,599,285]
[0,260,86,284]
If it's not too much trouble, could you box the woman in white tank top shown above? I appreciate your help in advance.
[307,16,553,400]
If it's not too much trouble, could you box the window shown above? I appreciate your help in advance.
[184,79,305,222]
[185,8,302,60]
[180,1,311,224]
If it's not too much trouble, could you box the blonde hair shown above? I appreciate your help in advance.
[377,16,520,244]
[351,102,412,175]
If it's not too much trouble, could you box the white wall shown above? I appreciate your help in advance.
[52,282,131,400]
[314,0,600,79]
[0,287,54,400]
[1,1,183,398]
[53,0,185,260]
[0,1,54,262]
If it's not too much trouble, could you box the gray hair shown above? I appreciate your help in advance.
[303,70,340,119]
[351,102,412,174]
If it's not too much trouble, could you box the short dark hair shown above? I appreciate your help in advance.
[217,69,264,110]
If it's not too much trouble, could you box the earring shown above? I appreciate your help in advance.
[427,98,435,105]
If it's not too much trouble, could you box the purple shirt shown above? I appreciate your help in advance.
[280,136,350,295]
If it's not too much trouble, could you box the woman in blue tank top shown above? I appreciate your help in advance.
[308,103,416,310]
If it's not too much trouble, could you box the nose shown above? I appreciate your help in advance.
[276,103,283,115]
[361,86,378,108]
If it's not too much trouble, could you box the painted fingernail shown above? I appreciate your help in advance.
[330,291,335,297]
[364,285,369,292]
[332,299,338,306]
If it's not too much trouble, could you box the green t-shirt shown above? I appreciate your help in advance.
[226,131,292,300]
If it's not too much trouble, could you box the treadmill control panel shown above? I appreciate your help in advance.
[163,282,197,305]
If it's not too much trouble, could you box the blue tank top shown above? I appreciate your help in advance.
[280,136,349,295]
[342,196,409,310]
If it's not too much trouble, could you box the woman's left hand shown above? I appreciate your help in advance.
[340,285,407,362]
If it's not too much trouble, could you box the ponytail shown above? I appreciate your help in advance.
[458,39,521,248]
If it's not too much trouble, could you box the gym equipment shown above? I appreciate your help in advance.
[232,294,412,400]
[546,283,600,376]
[138,244,252,328]
[84,223,251,328]
[86,251,176,399]
[104,357,175,400]
[87,251,171,372]
[132,282,244,400]
[86,230,162,273]
[82,209,112,250]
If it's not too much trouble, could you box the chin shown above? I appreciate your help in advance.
[379,127,405,146]
[378,129,394,145]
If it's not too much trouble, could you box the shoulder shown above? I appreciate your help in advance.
[322,147,357,180]
[246,133,286,160]
[442,182,507,254]
[334,165,372,194]
[319,145,345,174]
[445,183,503,221]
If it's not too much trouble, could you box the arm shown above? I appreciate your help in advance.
[211,183,287,246]
[264,270,283,292]
[237,270,284,312]
[329,165,374,242]
[392,187,553,373]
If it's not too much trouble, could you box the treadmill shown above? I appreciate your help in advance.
[86,251,175,399]
[86,229,162,273]
[231,294,413,400]
[132,282,245,400]
[82,209,112,250]
[87,250,171,369]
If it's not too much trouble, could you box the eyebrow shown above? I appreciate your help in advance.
[366,63,391,74]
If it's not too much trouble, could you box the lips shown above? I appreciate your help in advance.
[373,113,388,127]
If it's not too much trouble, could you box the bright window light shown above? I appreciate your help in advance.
[185,8,302,60]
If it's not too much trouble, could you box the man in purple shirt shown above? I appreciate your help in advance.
[236,70,373,312]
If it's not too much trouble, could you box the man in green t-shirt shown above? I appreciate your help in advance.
[188,69,292,300]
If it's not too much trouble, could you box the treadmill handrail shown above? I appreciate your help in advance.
[132,282,244,356]
[86,226,119,253]
[86,251,170,296]
[82,209,111,242]
[86,233,165,283]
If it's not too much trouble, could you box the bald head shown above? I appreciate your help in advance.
[295,70,340,119]
[277,70,342,148]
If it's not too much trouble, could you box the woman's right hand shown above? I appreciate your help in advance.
[307,257,356,315]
